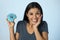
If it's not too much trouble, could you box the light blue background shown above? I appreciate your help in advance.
[0,0,60,40]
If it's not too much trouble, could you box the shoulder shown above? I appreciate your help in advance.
[16,20,27,29]
[42,21,48,26]
[38,21,48,28]
[16,20,26,33]
[41,21,48,32]
[41,21,48,28]
[38,21,48,33]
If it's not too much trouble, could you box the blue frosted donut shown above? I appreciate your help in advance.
[7,13,17,22]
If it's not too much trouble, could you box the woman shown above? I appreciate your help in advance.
[7,2,48,40]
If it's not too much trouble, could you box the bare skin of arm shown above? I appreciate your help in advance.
[32,16,48,40]
[33,28,48,40]
[7,20,19,40]
[27,23,48,40]
[9,28,19,40]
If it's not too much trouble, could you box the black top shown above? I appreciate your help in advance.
[16,20,48,40]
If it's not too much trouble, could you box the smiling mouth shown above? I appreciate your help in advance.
[32,19,38,22]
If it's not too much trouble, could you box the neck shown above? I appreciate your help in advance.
[27,22,33,28]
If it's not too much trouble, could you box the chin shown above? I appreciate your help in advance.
[32,22,37,25]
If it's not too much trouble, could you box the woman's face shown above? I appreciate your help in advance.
[26,8,42,25]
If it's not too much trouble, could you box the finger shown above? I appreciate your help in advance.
[6,19,12,25]
[38,17,41,22]
[37,17,41,25]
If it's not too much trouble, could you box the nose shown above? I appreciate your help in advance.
[33,14,37,19]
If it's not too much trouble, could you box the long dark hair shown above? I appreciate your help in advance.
[23,2,43,23]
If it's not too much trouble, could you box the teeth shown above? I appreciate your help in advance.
[32,20,37,22]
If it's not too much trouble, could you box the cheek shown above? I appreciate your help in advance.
[28,15,33,20]
[37,15,40,17]
[36,15,40,18]
[36,15,42,19]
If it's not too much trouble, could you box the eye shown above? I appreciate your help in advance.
[30,13,33,15]
[36,13,40,15]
